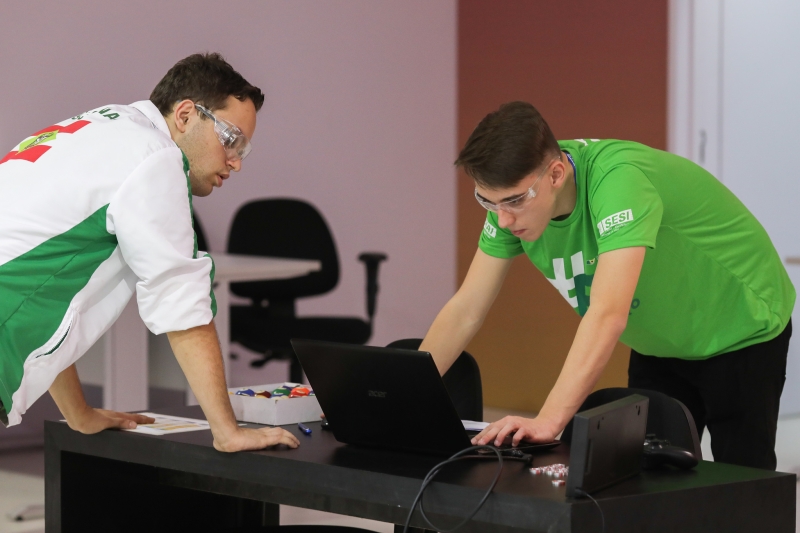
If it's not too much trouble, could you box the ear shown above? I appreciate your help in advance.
[171,99,196,134]
[549,158,568,190]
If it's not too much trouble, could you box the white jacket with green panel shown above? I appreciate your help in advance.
[0,100,215,426]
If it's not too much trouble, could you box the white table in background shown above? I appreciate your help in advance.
[103,253,321,411]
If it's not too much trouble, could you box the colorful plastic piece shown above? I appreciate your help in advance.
[289,387,311,397]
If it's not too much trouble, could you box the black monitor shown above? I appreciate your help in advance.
[566,394,649,498]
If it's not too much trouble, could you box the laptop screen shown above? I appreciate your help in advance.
[291,339,473,455]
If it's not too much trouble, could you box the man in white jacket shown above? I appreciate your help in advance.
[0,53,299,453]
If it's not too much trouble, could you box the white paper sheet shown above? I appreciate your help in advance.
[123,412,210,435]
[462,420,490,431]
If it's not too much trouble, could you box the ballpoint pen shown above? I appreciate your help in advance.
[298,423,312,435]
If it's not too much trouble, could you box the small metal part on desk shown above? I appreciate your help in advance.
[530,463,569,478]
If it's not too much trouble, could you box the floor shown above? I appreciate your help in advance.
[1,352,798,532]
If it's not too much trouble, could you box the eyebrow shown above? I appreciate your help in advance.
[476,190,528,205]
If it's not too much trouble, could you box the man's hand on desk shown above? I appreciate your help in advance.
[213,426,300,453]
[168,324,298,453]
[67,407,156,434]
[471,415,560,447]
[49,364,156,434]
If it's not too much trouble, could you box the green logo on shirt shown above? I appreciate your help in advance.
[19,132,57,152]
[547,251,593,316]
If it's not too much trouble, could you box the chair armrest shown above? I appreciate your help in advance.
[358,252,388,320]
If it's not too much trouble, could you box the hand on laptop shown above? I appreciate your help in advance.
[213,426,300,453]
[471,416,560,447]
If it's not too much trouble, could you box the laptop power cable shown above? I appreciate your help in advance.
[402,445,505,533]
[573,488,606,533]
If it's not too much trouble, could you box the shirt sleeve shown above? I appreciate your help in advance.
[106,146,216,335]
[478,210,524,258]
[589,164,664,254]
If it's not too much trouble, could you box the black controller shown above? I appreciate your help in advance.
[642,434,698,470]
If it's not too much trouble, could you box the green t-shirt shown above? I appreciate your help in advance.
[479,139,795,359]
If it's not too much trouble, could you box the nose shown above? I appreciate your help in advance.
[228,158,242,172]
[496,209,515,228]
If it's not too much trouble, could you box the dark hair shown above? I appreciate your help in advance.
[150,53,265,115]
[455,101,560,189]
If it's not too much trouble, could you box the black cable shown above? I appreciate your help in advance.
[402,445,503,533]
[574,488,605,533]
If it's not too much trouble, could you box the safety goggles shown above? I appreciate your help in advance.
[194,104,252,161]
[474,158,556,214]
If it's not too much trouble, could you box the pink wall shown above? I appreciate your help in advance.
[0,1,457,347]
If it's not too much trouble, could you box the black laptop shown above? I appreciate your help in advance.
[291,339,559,456]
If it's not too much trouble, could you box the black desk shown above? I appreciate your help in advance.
[45,406,795,532]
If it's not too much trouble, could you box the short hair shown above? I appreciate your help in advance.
[150,53,265,115]
[455,101,561,189]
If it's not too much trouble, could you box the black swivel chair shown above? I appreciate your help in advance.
[560,387,703,459]
[192,213,381,533]
[228,199,388,383]
[387,339,482,533]
[386,338,483,422]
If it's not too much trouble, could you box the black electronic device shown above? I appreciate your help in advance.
[642,434,698,469]
[565,394,649,498]
[291,339,560,456]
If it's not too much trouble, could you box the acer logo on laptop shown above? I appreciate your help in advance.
[368,390,387,398]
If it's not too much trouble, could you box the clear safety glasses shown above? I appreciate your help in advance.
[474,159,556,214]
[194,104,252,162]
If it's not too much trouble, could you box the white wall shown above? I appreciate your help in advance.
[669,0,800,415]
[720,1,800,416]
[0,1,457,385]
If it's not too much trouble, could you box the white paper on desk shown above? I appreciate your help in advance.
[462,420,490,431]
[123,413,210,435]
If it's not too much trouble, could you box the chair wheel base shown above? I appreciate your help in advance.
[249,349,276,368]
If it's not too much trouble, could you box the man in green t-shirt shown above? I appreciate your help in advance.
[421,101,794,470]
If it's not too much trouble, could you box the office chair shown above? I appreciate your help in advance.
[228,199,387,383]
[386,338,483,422]
[386,338,482,533]
[560,387,703,459]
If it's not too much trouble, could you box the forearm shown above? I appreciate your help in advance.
[49,365,92,428]
[168,322,239,444]
[420,296,484,375]
[537,307,627,430]
[472,247,644,446]
[421,251,511,374]
[167,322,301,453]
